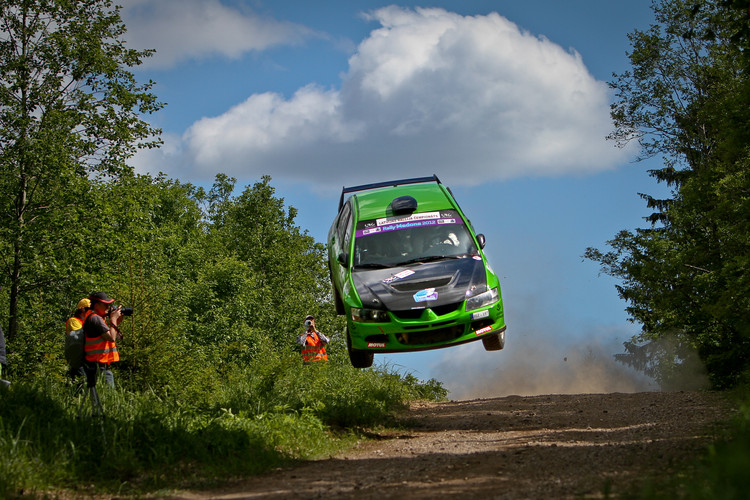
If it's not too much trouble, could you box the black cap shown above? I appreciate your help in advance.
[89,291,115,304]
[304,314,314,320]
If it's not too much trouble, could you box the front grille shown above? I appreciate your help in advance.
[390,301,462,321]
[391,309,426,320]
[364,334,388,343]
[402,320,453,330]
[396,325,465,345]
[430,302,461,316]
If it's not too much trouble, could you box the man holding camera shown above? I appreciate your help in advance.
[297,314,329,363]
[83,291,123,388]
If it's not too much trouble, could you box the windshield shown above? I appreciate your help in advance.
[353,210,478,268]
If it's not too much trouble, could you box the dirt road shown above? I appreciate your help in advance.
[172,391,732,499]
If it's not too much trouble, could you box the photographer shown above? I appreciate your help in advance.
[297,314,329,363]
[83,292,123,388]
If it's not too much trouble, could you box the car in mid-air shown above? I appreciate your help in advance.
[328,175,506,368]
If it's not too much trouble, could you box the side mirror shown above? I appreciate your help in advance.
[476,233,486,249]
[337,252,348,265]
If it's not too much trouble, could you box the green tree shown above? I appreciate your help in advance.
[84,173,208,387]
[585,0,750,388]
[0,0,161,341]
[184,175,342,365]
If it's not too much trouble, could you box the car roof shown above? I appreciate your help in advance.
[351,183,456,221]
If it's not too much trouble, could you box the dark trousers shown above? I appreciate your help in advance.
[83,361,115,389]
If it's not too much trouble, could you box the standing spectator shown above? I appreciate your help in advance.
[65,297,92,386]
[297,314,329,363]
[83,292,122,388]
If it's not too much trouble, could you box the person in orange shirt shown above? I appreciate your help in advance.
[83,292,123,389]
[297,314,329,363]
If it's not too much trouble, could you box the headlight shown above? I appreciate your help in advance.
[351,307,390,323]
[465,287,499,311]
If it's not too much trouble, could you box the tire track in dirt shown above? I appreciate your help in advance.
[170,391,733,499]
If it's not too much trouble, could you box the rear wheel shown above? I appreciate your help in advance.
[328,266,346,315]
[481,329,505,351]
[347,328,374,368]
[333,286,345,315]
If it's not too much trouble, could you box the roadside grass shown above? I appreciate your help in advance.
[0,355,446,498]
[624,385,750,500]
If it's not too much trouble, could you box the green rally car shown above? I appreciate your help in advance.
[328,175,506,368]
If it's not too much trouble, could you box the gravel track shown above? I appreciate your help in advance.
[170,391,733,500]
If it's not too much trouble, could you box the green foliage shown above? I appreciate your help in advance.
[0,0,162,340]
[0,4,447,497]
[586,0,750,388]
[0,349,444,497]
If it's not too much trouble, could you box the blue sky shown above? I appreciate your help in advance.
[120,0,666,397]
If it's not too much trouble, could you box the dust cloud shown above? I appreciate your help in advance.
[435,327,659,400]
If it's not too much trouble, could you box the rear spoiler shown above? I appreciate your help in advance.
[338,174,442,211]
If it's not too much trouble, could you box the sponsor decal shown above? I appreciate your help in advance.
[471,310,490,320]
[367,342,387,348]
[413,288,438,302]
[472,255,482,261]
[383,269,416,284]
[475,326,493,335]
[355,210,465,238]
[376,212,441,227]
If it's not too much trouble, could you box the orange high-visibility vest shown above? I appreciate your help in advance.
[84,312,119,363]
[301,331,328,362]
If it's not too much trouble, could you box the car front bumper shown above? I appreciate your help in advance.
[347,302,505,353]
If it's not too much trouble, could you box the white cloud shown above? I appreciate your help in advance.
[120,0,312,69]
[134,6,635,186]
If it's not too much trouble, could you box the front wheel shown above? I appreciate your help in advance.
[347,328,374,368]
[481,329,505,351]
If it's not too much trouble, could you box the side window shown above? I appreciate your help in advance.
[342,208,353,249]
[336,203,351,246]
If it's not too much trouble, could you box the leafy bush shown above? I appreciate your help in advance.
[0,353,445,497]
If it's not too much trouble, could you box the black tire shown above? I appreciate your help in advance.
[349,349,374,369]
[347,327,374,368]
[328,265,346,316]
[333,286,345,315]
[481,330,505,351]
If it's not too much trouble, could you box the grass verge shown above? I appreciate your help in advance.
[0,357,446,498]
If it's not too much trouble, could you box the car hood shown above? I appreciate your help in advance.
[351,256,487,311]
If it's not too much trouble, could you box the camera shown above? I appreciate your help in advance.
[304,319,313,327]
[110,305,133,316]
